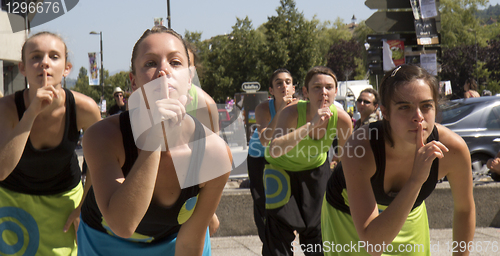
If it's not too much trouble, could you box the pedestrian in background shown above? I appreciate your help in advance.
[464,78,480,98]
[263,66,352,256]
[322,64,475,255]
[354,88,381,130]
[0,31,101,255]
[107,87,127,116]
[247,68,296,243]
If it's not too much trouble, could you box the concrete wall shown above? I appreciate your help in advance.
[214,182,500,237]
[0,12,27,96]
[0,12,26,62]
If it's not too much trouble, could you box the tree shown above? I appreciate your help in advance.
[483,35,500,94]
[325,39,363,82]
[316,18,353,63]
[439,0,488,47]
[196,17,267,102]
[263,0,323,87]
[73,67,100,103]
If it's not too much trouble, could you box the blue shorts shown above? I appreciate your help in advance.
[77,220,211,256]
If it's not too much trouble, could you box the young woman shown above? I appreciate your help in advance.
[0,32,101,255]
[322,65,475,256]
[263,66,353,256]
[78,26,231,256]
[247,68,296,242]
[463,78,480,99]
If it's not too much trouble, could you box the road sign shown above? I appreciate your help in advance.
[241,82,261,92]
[365,0,411,10]
[366,11,415,33]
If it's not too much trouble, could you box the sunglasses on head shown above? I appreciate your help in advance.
[356,99,371,105]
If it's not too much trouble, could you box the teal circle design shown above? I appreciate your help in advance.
[0,221,24,254]
[265,169,289,205]
[185,197,197,211]
[0,207,39,255]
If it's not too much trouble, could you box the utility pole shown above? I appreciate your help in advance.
[167,0,171,28]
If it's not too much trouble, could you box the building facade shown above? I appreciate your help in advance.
[0,9,28,96]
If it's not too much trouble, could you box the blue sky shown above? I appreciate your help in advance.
[25,0,500,79]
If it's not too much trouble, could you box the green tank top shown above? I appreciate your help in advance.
[264,100,338,171]
[185,84,199,118]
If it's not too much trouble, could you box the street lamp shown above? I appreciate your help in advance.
[90,31,104,112]
[166,0,171,28]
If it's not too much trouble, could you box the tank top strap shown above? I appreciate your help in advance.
[119,111,138,177]
[369,121,385,175]
[296,101,307,127]
[14,89,26,120]
[268,98,276,119]
[63,88,80,142]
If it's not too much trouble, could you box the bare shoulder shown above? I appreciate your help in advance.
[436,124,470,178]
[255,100,270,115]
[196,86,216,104]
[435,124,468,153]
[71,90,101,130]
[84,115,121,146]
[71,90,99,112]
[342,125,376,176]
[281,103,298,117]
[203,126,231,158]
[201,127,232,187]
[335,106,352,124]
[0,94,18,127]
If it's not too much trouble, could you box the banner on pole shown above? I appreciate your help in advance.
[88,52,99,85]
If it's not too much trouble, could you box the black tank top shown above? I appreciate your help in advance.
[326,121,440,214]
[0,89,81,195]
[81,111,204,242]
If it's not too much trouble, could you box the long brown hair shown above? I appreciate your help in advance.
[379,64,438,147]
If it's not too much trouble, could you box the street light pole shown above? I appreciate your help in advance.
[167,0,171,28]
[90,31,104,113]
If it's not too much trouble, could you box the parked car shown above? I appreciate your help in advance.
[438,96,500,181]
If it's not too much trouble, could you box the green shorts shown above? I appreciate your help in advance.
[0,182,83,256]
[321,194,431,256]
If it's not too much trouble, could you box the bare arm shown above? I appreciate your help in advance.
[0,97,37,180]
[439,125,475,256]
[63,91,102,232]
[175,139,232,256]
[83,118,162,238]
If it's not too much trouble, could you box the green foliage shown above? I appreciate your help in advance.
[439,0,488,47]
[476,3,500,21]
[263,0,323,87]
[72,67,131,111]
[73,67,100,103]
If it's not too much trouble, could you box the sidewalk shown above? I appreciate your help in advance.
[211,228,500,256]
